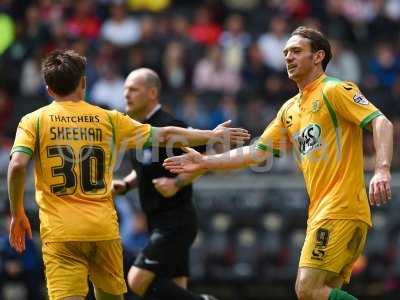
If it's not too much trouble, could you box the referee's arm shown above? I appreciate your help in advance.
[112,170,138,195]
[153,171,204,198]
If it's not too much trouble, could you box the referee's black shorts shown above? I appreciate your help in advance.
[134,207,198,277]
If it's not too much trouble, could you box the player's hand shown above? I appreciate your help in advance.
[9,213,32,253]
[212,120,250,144]
[112,179,127,196]
[153,177,179,198]
[369,168,392,206]
[163,147,205,174]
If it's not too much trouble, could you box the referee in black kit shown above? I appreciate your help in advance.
[113,68,220,300]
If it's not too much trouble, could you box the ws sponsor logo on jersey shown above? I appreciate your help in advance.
[353,93,369,105]
[295,123,322,156]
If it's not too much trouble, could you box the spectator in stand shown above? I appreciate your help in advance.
[47,20,69,51]
[263,73,295,108]
[193,46,241,95]
[368,42,400,88]
[71,39,98,92]
[162,41,191,95]
[0,137,12,177]
[281,0,311,21]
[20,48,44,97]
[340,0,377,24]
[123,45,148,77]
[176,92,211,129]
[241,43,273,95]
[221,0,259,12]
[90,63,125,111]
[257,16,290,72]
[240,99,271,136]
[210,95,239,129]
[384,0,400,21]
[367,0,400,43]
[188,6,221,46]
[101,3,141,48]
[0,89,13,170]
[219,14,251,72]
[170,15,191,44]
[326,38,361,84]
[323,0,356,45]
[24,4,50,50]
[0,22,30,93]
[37,0,65,27]
[66,0,101,41]
[0,89,13,134]
[136,16,164,71]
[391,76,400,118]
[170,15,202,72]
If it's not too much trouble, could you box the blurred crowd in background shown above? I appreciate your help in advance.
[1,0,400,299]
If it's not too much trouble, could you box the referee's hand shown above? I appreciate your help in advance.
[112,180,128,196]
[153,177,179,198]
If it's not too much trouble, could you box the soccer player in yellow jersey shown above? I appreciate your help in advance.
[164,27,393,300]
[7,50,249,300]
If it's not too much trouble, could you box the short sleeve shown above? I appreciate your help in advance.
[255,107,290,157]
[11,114,36,157]
[113,112,152,149]
[325,82,382,128]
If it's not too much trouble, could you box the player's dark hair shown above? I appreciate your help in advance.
[41,49,86,96]
[291,26,332,71]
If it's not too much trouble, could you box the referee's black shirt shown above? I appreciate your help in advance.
[129,107,200,215]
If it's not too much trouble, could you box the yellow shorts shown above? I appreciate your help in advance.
[299,219,368,284]
[42,239,127,300]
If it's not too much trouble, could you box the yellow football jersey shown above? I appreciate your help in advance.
[11,100,152,242]
[257,74,382,226]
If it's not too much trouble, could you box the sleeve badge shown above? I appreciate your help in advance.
[353,93,369,105]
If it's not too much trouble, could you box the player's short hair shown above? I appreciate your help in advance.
[42,49,86,96]
[291,26,332,71]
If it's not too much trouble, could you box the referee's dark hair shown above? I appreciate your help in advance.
[291,26,332,71]
[42,49,86,96]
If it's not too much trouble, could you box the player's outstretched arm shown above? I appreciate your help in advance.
[8,152,33,253]
[153,120,250,148]
[369,115,393,206]
[163,144,270,174]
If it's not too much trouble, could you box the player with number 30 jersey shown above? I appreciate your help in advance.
[11,102,151,242]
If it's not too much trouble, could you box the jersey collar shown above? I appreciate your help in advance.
[298,73,326,106]
[301,73,326,94]
[52,100,85,105]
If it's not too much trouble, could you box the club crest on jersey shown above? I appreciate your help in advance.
[353,93,369,105]
[311,100,321,112]
[296,123,322,155]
